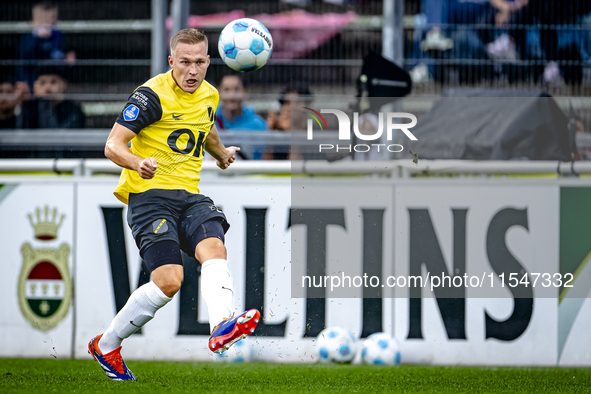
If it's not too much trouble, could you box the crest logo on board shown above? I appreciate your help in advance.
[18,206,71,332]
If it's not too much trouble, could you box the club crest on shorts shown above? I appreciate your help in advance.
[123,104,139,121]
[152,219,168,234]
[18,206,71,332]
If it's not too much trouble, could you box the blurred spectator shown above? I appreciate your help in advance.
[413,0,490,83]
[417,0,495,52]
[0,81,19,129]
[215,75,267,160]
[16,1,76,98]
[412,0,531,83]
[530,0,591,85]
[20,66,85,129]
[267,83,312,132]
[490,0,591,84]
[414,0,591,85]
[267,83,312,160]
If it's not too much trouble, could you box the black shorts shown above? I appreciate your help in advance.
[127,189,230,258]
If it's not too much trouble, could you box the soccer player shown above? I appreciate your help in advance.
[88,28,260,381]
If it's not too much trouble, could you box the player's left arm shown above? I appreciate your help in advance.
[204,124,240,170]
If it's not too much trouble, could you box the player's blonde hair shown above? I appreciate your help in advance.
[170,28,208,55]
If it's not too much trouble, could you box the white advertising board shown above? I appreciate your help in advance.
[0,182,74,358]
[393,182,559,366]
[0,177,589,366]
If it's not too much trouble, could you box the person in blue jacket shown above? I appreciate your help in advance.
[16,1,76,96]
[215,75,267,160]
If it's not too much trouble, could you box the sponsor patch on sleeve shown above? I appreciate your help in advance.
[131,91,149,110]
[123,104,140,121]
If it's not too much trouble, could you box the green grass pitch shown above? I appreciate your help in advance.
[1,359,590,393]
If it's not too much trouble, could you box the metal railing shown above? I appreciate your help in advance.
[0,129,332,159]
[0,129,333,149]
[2,128,591,148]
[1,158,591,178]
[0,20,152,34]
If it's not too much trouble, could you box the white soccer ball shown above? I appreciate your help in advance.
[361,332,401,365]
[316,326,357,363]
[212,338,252,363]
[218,18,273,72]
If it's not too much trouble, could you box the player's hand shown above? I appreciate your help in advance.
[137,157,157,179]
[217,146,240,170]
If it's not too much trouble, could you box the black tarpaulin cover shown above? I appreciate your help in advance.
[406,89,573,161]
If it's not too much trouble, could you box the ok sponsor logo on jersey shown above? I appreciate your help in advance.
[167,129,207,158]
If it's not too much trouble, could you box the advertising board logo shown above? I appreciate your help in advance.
[304,108,418,153]
[18,206,71,331]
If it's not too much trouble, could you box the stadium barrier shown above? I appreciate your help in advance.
[2,158,591,177]
[1,159,591,366]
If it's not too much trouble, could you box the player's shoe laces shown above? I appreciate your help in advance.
[209,309,260,354]
[88,335,136,381]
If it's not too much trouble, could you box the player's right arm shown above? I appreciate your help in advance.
[106,86,163,179]
[105,123,157,179]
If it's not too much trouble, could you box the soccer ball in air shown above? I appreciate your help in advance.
[218,18,273,72]
[316,326,357,363]
[361,333,401,365]
[212,338,253,362]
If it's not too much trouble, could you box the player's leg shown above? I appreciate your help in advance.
[190,219,260,353]
[98,246,182,353]
[89,242,183,381]
[194,236,233,330]
[89,191,184,381]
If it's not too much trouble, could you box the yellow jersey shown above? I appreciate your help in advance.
[113,70,219,204]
